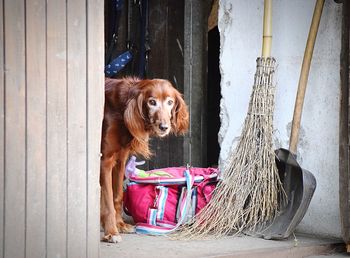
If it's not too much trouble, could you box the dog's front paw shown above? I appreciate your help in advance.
[117,221,135,234]
[102,233,122,243]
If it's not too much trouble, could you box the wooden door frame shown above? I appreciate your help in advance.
[183,0,211,167]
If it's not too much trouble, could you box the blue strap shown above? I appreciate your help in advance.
[105,51,133,77]
[138,0,148,78]
[111,0,124,34]
[106,0,125,65]
[115,0,124,10]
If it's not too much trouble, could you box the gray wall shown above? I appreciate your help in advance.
[218,0,342,238]
[0,0,104,257]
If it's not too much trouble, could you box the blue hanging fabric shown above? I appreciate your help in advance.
[109,0,124,43]
[105,0,151,78]
[115,0,123,10]
[138,0,149,78]
[105,50,133,77]
[105,0,134,77]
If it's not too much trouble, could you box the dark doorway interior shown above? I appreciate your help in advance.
[207,26,221,167]
[104,0,219,168]
[104,0,186,169]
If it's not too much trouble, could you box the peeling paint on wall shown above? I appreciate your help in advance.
[220,1,233,29]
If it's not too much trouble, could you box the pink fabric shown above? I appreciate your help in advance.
[195,182,217,213]
[128,167,218,183]
[123,167,219,225]
[124,184,183,224]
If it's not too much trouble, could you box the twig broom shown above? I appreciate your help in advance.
[174,0,284,239]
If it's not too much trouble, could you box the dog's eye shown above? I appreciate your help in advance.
[167,100,174,106]
[148,99,157,106]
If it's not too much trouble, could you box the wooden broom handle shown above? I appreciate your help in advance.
[262,0,272,57]
[289,0,325,153]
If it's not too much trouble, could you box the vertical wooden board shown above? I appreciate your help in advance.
[148,0,167,78]
[183,0,193,166]
[184,0,210,167]
[67,0,87,257]
[3,0,26,258]
[46,0,67,257]
[167,0,185,167]
[147,0,170,169]
[0,0,4,257]
[25,0,47,257]
[87,0,104,256]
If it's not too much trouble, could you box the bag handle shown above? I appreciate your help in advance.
[135,167,194,235]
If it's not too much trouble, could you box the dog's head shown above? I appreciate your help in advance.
[124,79,189,139]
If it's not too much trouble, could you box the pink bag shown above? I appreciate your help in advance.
[123,156,219,235]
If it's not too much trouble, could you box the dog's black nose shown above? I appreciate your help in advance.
[159,124,168,132]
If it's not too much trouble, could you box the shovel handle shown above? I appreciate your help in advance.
[262,0,272,57]
[289,0,325,153]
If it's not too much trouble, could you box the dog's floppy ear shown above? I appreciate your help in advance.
[172,91,189,135]
[124,93,151,158]
[124,93,144,132]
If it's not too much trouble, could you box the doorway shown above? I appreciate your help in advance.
[104,0,221,168]
[207,25,221,167]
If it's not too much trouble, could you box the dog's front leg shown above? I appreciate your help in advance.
[100,155,122,243]
[112,150,135,233]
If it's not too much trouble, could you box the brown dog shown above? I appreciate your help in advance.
[100,77,189,242]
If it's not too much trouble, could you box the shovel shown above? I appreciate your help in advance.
[261,0,324,240]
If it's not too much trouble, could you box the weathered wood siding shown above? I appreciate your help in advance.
[184,0,211,167]
[0,0,104,257]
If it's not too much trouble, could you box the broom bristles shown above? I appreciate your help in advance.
[174,57,285,240]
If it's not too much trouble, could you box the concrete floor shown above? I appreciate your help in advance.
[100,233,344,258]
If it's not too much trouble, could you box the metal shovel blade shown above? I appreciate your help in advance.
[261,148,316,240]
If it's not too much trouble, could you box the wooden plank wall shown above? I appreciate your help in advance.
[67,0,88,257]
[0,0,4,255]
[26,1,47,257]
[46,0,68,256]
[87,0,104,256]
[0,0,104,257]
[105,0,197,169]
[3,2,26,258]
